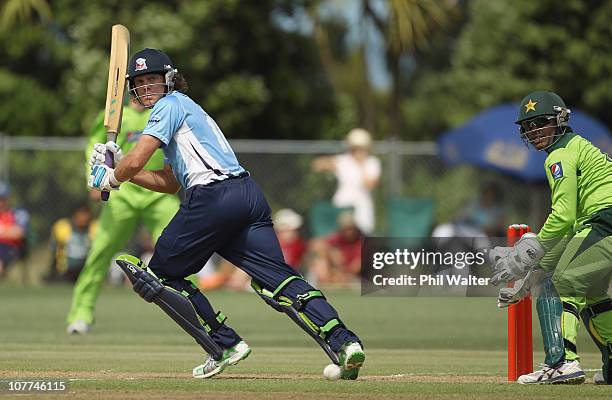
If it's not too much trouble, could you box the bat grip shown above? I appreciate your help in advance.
[101,151,115,201]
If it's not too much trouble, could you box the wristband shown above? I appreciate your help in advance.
[109,170,123,187]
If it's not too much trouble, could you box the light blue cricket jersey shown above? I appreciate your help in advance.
[142,91,246,189]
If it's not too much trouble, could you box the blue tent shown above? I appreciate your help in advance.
[438,103,612,181]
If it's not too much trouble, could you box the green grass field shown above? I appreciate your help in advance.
[1,284,610,399]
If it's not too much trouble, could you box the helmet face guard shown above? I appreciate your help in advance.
[128,69,177,108]
[519,115,565,150]
[126,49,177,108]
[516,91,571,151]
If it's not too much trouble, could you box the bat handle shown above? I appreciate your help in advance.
[101,151,115,201]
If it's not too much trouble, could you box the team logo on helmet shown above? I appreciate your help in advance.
[524,99,537,113]
[135,58,148,71]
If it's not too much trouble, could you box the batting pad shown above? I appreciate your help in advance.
[115,254,224,360]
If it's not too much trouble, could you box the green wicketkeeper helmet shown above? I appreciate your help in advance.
[516,91,571,150]
[516,91,567,123]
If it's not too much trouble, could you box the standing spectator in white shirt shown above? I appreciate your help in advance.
[312,128,381,234]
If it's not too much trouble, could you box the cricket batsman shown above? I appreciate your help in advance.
[66,99,180,333]
[490,91,612,384]
[86,48,365,379]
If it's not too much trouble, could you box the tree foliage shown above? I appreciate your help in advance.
[1,0,610,142]
[0,0,338,139]
[404,0,612,139]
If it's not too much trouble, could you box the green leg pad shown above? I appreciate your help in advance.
[536,278,566,366]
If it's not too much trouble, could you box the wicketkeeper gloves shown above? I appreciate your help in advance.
[489,233,546,285]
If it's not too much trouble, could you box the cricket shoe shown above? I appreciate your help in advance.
[66,320,91,335]
[192,340,251,379]
[517,360,585,385]
[338,341,365,380]
[593,371,607,385]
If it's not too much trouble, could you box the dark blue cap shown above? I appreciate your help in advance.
[127,48,174,80]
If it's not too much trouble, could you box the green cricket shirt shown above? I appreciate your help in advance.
[537,131,612,246]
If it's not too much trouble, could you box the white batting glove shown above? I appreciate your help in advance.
[88,164,121,191]
[105,141,124,162]
[489,233,545,285]
[88,141,124,167]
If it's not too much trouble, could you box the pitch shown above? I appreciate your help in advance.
[0,285,609,399]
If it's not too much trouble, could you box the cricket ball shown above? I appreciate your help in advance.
[323,363,342,381]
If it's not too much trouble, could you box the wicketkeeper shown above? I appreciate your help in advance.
[490,91,612,385]
[87,48,365,379]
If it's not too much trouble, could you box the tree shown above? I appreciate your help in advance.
[0,0,51,31]
[0,0,339,139]
[306,0,367,138]
[0,0,345,239]
[404,0,612,138]
[361,0,455,138]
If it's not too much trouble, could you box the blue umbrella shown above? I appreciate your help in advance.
[438,103,612,181]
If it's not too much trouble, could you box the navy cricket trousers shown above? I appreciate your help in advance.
[148,176,359,351]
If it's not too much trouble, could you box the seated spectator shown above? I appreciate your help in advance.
[307,211,363,287]
[432,182,505,239]
[456,182,505,237]
[46,205,96,283]
[0,182,29,279]
[429,182,503,296]
[273,208,307,271]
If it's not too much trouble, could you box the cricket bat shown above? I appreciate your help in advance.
[101,24,130,201]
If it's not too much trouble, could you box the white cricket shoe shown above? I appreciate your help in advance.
[338,341,365,380]
[192,340,251,379]
[593,371,606,385]
[517,360,585,385]
[66,320,91,335]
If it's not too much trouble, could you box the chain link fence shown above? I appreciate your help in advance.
[0,135,551,249]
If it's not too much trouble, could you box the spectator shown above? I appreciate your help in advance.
[311,128,381,234]
[308,211,363,287]
[456,182,506,237]
[0,181,29,278]
[46,205,96,283]
[429,182,503,296]
[432,182,505,239]
[273,208,307,270]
